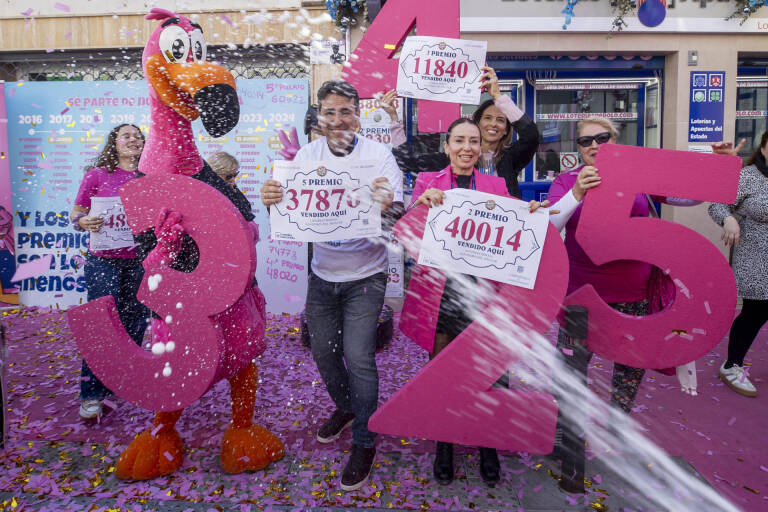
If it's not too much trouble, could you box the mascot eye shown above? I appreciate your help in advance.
[189,29,207,63]
[158,25,190,63]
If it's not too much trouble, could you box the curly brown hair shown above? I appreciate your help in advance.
[87,124,144,173]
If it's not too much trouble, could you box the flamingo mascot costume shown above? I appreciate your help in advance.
[68,8,284,481]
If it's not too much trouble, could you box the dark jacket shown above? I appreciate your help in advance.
[392,113,540,199]
[134,162,255,272]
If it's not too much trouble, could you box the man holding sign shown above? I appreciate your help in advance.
[260,80,403,491]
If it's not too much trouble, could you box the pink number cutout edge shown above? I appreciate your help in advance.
[67,174,256,411]
[566,145,741,369]
[369,204,569,452]
[342,0,460,133]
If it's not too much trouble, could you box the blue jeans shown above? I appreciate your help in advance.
[306,271,387,448]
[80,254,149,401]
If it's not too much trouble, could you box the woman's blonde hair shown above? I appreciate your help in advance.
[576,116,619,138]
[209,151,239,177]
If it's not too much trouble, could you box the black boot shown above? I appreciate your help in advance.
[478,447,500,486]
[433,442,454,485]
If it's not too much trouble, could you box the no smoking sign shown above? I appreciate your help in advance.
[560,152,579,170]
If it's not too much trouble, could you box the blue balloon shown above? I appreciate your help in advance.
[638,0,666,27]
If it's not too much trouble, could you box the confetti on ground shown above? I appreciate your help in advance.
[0,309,765,510]
[53,2,70,12]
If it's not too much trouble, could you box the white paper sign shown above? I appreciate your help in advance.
[397,36,487,105]
[89,196,135,251]
[270,160,381,242]
[385,230,403,298]
[418,189,549,289]
[359,97,402,148]
[309,39,347,65]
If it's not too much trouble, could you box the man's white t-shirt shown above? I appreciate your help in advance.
[294,135,404,283]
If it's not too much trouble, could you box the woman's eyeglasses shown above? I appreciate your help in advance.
[576,132,612,147]
[224,172,239,181]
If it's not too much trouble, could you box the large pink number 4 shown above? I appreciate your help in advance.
[342,0,459,133]
[568,145,741,369]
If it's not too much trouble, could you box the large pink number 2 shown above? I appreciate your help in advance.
[342,0,459,133]
[568,145,742,368]
[67,174,256,411]
[369,206,569,452]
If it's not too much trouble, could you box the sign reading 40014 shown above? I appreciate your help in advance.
[397,36,487,105]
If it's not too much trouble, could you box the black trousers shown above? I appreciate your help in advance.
[727,298,768,367]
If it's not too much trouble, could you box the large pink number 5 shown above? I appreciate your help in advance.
[369,205,569,452]
[567,145,741,368]
[342,0,459,132]
[67,174,256,411]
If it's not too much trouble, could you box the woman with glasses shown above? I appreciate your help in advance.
[548,116,702,412]
[548,116,654,415]
[209,151,240,188]
[393,67,540,199]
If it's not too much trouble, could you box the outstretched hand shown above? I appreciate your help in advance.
[711,139,746,156]
[276,127,301,161]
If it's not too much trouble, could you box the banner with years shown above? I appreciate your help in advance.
[418,189,549,289]
[397,36,487,105]
[6,78,310,312]
[270,159,381,242]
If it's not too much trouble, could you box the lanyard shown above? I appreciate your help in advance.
[450,170,477,190]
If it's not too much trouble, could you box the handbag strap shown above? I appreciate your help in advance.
[645,194,661,219]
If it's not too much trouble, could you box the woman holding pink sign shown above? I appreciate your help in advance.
[70,124,150,420]
[548,116,701,415]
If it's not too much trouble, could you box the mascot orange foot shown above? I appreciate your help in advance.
[116,363,284,479]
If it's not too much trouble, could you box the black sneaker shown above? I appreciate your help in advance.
[316,409,355,444]
[340,444,376,491]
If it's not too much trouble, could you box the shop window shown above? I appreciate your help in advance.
[532,78,661,181]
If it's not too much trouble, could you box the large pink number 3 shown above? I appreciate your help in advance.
[67,174,256,411]
[569,145,742,368]
[370,206,569,452]
[342,0,459,133]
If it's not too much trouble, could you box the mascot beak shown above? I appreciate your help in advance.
[146,54,239,138]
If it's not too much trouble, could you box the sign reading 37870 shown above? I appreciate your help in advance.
[397,36,487,105]
[418,189,549,289]
[270,160,381,242]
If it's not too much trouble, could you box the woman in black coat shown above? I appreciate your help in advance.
[393,67,540,199]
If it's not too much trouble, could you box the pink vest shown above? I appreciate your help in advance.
[402,167,510,352]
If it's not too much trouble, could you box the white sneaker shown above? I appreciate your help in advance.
[719,363,757,397]
[79,399,103,419]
